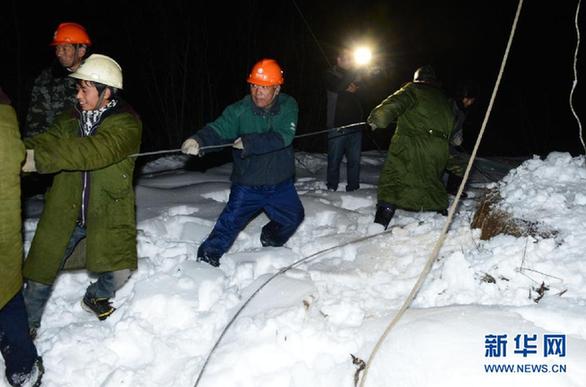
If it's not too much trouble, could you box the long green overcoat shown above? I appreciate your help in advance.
[368,82,454,211]
[23,102,142,285]
[0,90,25,308]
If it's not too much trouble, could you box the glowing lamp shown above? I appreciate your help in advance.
[353,47,372,66]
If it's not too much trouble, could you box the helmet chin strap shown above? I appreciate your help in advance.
[85,86,108,111]
[94,89,108,110]
[264,86,280,109]
[68,45,84,72]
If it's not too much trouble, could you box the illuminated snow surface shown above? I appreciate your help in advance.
[7,151,586,387]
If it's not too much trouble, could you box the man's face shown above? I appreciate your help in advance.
[462,97,476,109]
[76,80,102,111]
[250,84,279,109]
[337,50,354,70]
[55,44,84,70]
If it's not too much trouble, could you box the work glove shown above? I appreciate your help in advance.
[181,138,200,156]
[368,121,377,131]
[232,137,244,150]
[22,149,37,172]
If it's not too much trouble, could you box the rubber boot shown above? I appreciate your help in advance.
[374,203,396,230]
[446,173,468,198]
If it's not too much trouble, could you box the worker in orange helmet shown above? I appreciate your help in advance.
[25,22,92,137]
[181,59,305,267]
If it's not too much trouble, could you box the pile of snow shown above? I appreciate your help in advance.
[3,151,585,387]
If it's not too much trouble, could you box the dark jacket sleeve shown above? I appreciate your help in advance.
[240,132,284,158]
[325,68,358,93]
[192,102,241,154]
[240,96,298,158]
[192,125,226,152]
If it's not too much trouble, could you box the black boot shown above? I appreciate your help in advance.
[260,221,285,247]
[198,253,220,267]
[446,173,468,198]
[197,246,221,267]
[374,203,396,230]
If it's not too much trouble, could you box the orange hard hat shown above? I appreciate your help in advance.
[51,22,92,46]
[247,59,284,86]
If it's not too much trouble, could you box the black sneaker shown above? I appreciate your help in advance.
[81,296,115,321]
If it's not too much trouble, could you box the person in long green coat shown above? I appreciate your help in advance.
[21,54,142,333]
[0,87,43,387]
[367,65,455,229]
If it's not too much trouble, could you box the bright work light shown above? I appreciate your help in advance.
[353,47,372,66]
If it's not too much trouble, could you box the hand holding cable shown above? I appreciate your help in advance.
[130,121,367,158]
[232,137,244,150]
[22,149,37,172]
[181,138,200,156]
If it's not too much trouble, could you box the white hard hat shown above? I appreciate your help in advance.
[69,54,123,89]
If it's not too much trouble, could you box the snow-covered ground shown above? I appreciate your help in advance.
[5,150,586,387]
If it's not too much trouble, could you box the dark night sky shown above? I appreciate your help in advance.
[1,0,584,157]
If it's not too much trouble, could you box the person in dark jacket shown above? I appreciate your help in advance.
[445,82,477,195]
[22,54,142,334]
[0,87,44,387]
[181,59,305,267]
[325,48,365,191]
[367,65,455,229]
[24,22,92,197]
[25,22,91,137]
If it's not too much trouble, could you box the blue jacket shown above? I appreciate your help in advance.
[194,93,298,186]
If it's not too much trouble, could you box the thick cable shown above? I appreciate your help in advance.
[192,227,394,387]
[358,1,524,386]
[290,0,331,67]
[128,122,366,158]
[570,0,584,153]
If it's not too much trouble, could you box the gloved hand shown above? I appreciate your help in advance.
[22,149,37,173]
[368,121,377,131]
[232,137,244,150]
[181,138,200,156]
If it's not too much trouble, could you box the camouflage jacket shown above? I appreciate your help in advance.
[25,62,78,136]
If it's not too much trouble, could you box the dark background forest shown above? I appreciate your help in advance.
[1,0,584,160]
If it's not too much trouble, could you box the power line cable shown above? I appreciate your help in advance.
[128,122,366,158]
[570,0,584,153]
[290,0,331,67]
[192,227,395,387]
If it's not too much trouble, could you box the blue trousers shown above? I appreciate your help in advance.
[24,225,131,329]
[0,291,38,385]
[198,179,305,261]
[327,129,362,191]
